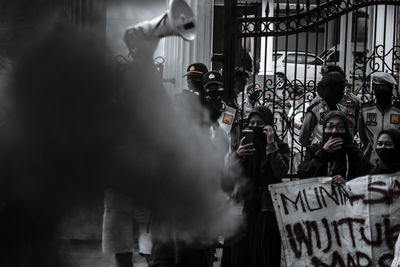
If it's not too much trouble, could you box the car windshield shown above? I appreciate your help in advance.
[319,50,329,59]
[319,49,339,62]
[272,53,283,61]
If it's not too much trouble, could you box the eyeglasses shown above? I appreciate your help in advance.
[324,123,345,131]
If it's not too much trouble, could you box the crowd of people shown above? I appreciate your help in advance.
[102,59,400,267]
[1,23,399,265]
[1,1,400,266]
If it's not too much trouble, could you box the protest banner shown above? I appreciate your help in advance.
[391,233,400,267]
[269,174,400,267]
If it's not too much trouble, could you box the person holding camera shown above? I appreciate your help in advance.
[298,110,372,183]
[221,106,290,267]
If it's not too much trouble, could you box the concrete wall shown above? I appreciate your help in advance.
[105,0,166,60]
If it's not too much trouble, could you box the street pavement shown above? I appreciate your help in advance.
[65,240,222,267]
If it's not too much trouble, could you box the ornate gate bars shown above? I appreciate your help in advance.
[224,0,400,174]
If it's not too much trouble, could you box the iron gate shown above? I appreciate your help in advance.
[224,0,400,173]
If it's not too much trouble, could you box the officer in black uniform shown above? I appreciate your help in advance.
[359,71,400,164]
[183,63,209,95]
[175,63,209,124]
[202,70,225,123]
[202,71,237,138]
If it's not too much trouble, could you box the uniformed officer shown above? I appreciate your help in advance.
[175,63,209,124]
[299,71,347,146]
[359,71,400,164]
[183,63,209,95]
[321,65,361,137]
[202,71,237,137]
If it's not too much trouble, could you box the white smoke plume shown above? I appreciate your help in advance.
[0,5,243,266]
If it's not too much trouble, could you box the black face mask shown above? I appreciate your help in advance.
[206,96,222,111]
[318,86,344,109]
[187,79,203,93]
[204,96,223,123]
[248,90,261,102]
[249,126,265,140]
[323,132,346,143]
[327,92,344,109]
[376,148,398,165]
[375,89,392,111]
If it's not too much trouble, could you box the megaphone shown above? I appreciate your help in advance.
[124,0,196,53]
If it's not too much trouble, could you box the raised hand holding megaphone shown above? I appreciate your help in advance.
[124,0,196,60]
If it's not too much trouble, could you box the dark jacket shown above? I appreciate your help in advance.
[239,140,290,213]
[223,106,290,212]
[298,143,372,180]
[298,110,373,180]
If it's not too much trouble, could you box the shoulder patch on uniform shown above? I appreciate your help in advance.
[222,113,234,125]
[391,114,400,124]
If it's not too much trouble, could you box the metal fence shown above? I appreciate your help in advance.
[224,0,400,173]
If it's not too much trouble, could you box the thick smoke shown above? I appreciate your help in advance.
[0,9,242,267]
[111,55,243,243]
[103,33,243,244]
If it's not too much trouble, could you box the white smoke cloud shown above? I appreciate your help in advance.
[2,7,243,253]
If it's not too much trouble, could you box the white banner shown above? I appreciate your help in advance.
[269,174,400,267]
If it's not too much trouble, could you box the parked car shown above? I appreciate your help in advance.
[272,51,324,90]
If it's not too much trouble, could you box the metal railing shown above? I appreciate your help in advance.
[224,0,400,173]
